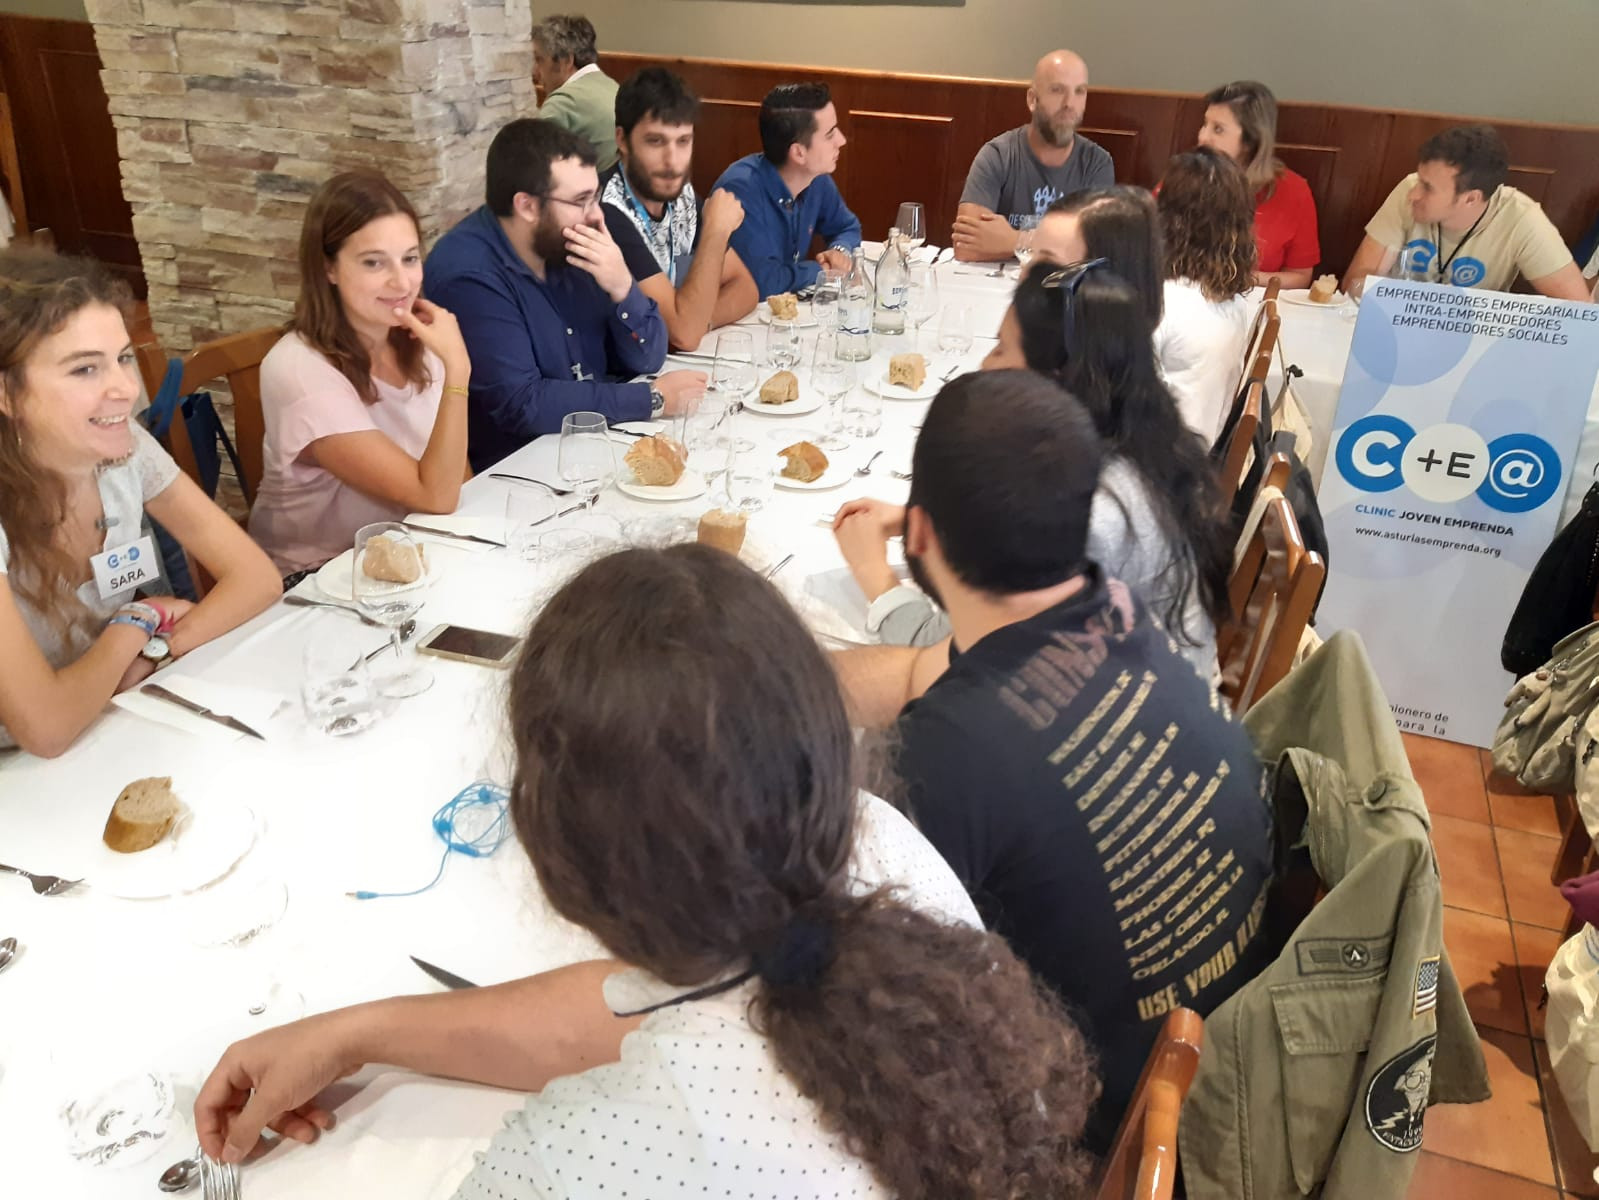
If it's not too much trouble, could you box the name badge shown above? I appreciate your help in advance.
[91,535,159,601]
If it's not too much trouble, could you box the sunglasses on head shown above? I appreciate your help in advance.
[1038,258,1109,361]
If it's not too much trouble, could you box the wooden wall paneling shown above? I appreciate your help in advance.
[0,91,25,233]
[837,109,954,242]
[0,15,141,293]
[693,98,760,198]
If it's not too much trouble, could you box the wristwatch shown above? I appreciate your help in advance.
[140,635,173,670]
[649,385,666,417]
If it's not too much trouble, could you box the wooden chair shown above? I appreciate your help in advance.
[1237,299,1280,395]
[0,91,28,237]
[1261,275,1282,305]
[1218,496,1327,713]
[1092,1008,1204,1200]
[135,341,206,494]
[1215,380,1264,504]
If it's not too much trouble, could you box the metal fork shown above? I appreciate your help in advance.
[201,1155,240,1200]
[0,862,81,896]
[488,473,575,496]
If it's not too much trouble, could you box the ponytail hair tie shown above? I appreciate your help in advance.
[752,912,836,990]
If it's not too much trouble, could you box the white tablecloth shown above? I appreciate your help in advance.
[0,264,1003,1198]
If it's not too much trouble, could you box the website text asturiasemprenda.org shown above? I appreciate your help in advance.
[1352,505,1507,559]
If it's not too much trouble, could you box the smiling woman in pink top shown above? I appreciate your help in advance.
[249,172,473,578]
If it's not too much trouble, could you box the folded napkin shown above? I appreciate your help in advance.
[861,240,942,266]
[111,673,286,742]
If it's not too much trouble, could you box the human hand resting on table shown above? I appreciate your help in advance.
[951,210,1018,262]
[832,499,906,602]
[815,248,853,275]
[195,1011,359,1163]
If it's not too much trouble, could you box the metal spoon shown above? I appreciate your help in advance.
[0,936,16,974]
[855,450,883,478]
[157,1151,200,1192]
[364,618,418,664]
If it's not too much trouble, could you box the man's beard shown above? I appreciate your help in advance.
[1033,107,1079,149]
[625,159,687,207]
[905,547,945,614]
[531,211,570,265]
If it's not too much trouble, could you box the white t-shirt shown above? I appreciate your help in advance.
[1152,278,1251,443]
[454,793,980,1200]
[0,423,180,747]
[248,332,443,575]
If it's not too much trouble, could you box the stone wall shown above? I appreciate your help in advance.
[85,0,534,353]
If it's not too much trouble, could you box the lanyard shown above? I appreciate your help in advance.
[620,173,676,284]
[1433,202,1490,284]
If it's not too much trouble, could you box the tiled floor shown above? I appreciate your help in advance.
[1408,734,1594,1197]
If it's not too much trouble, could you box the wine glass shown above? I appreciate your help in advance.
[503,478,559,562]
[766,318,801,371]
[906,263,940,352]
[724,441,776,514]
[896,202,926,252]
[188,873,304,1027]
[812,267,844,330]
[712,330,757,453]
[937,305,976,356]
[558,410,616,501]
[810,332,854,452]
[352,522,433,698]
[301,623,381,736]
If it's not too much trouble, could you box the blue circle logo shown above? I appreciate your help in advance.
[1335,414,1415,492]
[1479,434,1562,513]
[1450,257,1487,288]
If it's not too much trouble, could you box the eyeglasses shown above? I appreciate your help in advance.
[541,192,601,215]
[1039,258,1110,360]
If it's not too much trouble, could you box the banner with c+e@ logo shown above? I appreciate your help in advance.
[1317,278,1599,747]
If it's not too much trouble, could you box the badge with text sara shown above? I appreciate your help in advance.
[91,535,159,601]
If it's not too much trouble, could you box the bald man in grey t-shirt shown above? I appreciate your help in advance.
[952,50,1115,262]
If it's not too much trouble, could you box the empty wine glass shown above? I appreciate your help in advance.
[938,305,976,356]
[896,202,926,252]
[906,263,940,352]
[353,522,433,698]
[503,478,559,562]
[711,330,756,453]
[188,874,304,1027]
[810,332,854,452]
[558,411,616,501]
[724,442,777,514]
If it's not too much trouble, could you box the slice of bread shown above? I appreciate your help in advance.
[767,293,799,320]
[697,508,748,555]
[625,434,688,487]
[1309,274,1340,303]
[103,776,180,853]
[361,535,427,584]
[888,353,927,391]
[778,441,829,483]
[759,370,800,405]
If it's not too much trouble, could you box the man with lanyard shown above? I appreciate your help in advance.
[601,68,759,350]
[425,119,706,472]
[1343,124,1589,301]
[712,82,862,300]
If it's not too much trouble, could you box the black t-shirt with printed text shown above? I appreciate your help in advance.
[894,572,1273,1144]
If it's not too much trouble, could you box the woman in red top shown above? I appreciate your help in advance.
[1198,81,1320,289]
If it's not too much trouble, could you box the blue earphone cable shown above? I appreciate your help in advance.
[348,780,511,900]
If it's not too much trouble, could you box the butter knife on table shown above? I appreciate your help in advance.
[400,521,506,548]
[140,682,267,741]
[410,955,479,989]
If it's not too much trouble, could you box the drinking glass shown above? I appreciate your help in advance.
[59,1070,177,1165]
[812,267,844,330]
[937,305,976,356]
[528,528,596,609]
[353,522,433,698]
[667,381,705,446]
[906,263,940,352]
[896,202,926,252]
[766,318,801,370]
[810,332,854,452]
[188,874,304,1027]
[711,330,757,453]
[558,411,615,501]
[301,624,381,737]
[725,442,777,514]
[503,478,558,562]
[843,385,884,439]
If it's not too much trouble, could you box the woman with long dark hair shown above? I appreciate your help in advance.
[193,545,1101,1197]
[249,171,472,578]
[1030,185,1164,328]
[0,247,278,756]
[834,261,1229,679]
[1152,148,1258,440]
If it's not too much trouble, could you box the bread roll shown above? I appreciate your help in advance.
[102,776,180,853]
[1309,274,1340,303]
[888,353,927,391]
[625,434,688,487]
[362,535,427,584]
[778,440,829,483]
[697,508,748,555]
[767,293,799,320]
[759,370,800,406]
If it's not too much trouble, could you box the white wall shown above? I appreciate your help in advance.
[581,0,1597,127]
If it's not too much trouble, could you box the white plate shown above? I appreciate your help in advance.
[757,302,818,328]
[744,389,824,417]
[1278,288,1349,309]
[88,800,259,900]
[616,469,708,502]
[865,369,937,401]
[312,547,357,603]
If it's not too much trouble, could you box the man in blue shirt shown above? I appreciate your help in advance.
[712,83,862,299]
[425,119,706,471]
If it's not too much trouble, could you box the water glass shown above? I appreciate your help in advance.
[896,202,926,251]
[503,478,558,562]
[810,332,854,451]
[725,444,777,514]
[187,873,304,1026]
[302,624,380,736]
[766,318,801,370]
[907,263,940,351]
[842,385,884,438]
[937,305,976,356]
[558,411,615,500]
[353,522,433,698]
[813,267,844,330]
[59,1071,177,1166]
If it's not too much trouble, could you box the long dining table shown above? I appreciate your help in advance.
[0,256,1351,1197]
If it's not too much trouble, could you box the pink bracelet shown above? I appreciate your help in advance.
[142,598,177,635]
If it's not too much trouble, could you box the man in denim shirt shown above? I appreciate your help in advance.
[712,83,862,300]
[426,120,706,471]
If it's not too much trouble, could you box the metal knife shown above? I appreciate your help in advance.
[401,521,506,548]
[140,683,266,741]
[410,954,479,989]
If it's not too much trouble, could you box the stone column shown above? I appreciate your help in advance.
[85,0,534,354]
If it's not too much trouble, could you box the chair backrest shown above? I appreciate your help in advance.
[0,91,27,235]
[1216,380,1264,502]
[176,327,281,508]
[1219,495,1327,713]
[1237,298,1280,389]
[1261,275,1282,305]
[1093,1008,1205,1200]
[134,340,211,499]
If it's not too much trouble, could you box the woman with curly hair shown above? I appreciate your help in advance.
[1154,147,1258,440]
[194,544,1101,1198]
